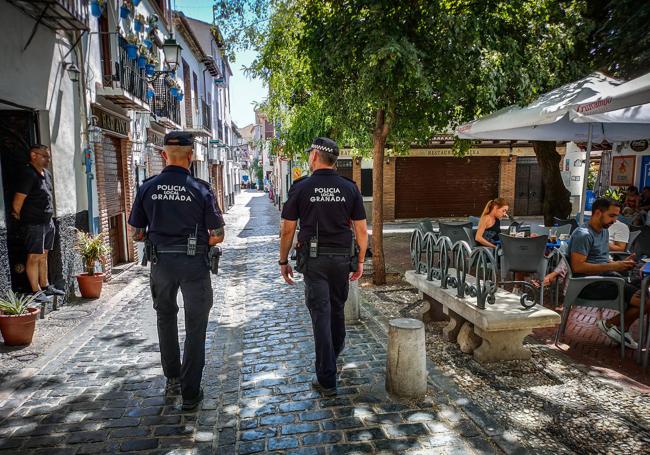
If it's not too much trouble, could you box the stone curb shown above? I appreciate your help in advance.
[359,287,529,455]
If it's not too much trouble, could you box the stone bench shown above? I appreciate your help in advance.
[405,270,560,363]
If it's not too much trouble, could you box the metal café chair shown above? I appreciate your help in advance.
[554,253,627,359]
[468,216,481,227]
[498,234,549,307]
[530,224,551,237]
[439,221,475,248]
[553,217,579,234]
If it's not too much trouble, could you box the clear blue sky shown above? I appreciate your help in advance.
[174,0,267,128]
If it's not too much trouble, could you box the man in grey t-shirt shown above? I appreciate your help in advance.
[567,198,640,349]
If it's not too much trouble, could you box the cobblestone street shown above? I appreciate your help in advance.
[0,191,508,454]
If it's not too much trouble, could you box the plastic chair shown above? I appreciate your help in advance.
[530,224,550,237]
[417,220,435,234]
[498,234,549,306]
[439,221,475,248]
[553,217,579,234]
[554,224,572,237]
[554,253,626,359]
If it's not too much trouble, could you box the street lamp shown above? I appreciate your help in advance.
[145,35,182,83]
[65,62,81,83]
[162,35,182,72]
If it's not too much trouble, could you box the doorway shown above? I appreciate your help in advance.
[0,109,39,291]
[100,134,128,265]
[515,157,544,216]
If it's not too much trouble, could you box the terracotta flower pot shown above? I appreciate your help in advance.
[77,272,105,299]
[0,307,40,346]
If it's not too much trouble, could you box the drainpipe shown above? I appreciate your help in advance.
[72,30,96,234]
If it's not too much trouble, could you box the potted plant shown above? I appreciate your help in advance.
[132,0,142,6]
[134,13,145,33]
[169,81,179,97]
[125,32,139,60]
[137,45,148,69]
[90,0,105,18]
[75,230,110,299]
[0,291,40,346]
[120,1,132,19]
[176,89,184,102]
[146,83,155,100]
[145,53,158,77]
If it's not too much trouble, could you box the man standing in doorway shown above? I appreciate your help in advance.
[11,144,64,302]
[279,137,368,394]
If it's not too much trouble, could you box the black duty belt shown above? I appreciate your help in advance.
[156,246,209,254]
[318,246,351,256]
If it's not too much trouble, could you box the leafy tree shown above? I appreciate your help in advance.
[214,0,649,281]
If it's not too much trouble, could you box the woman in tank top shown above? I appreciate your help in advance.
[475,198,509,248]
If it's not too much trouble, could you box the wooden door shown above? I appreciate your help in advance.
[515,158,544,216]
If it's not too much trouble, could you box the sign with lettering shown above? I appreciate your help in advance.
[147,129,164,150]
[91,106,129,137]
[611,155,636,186]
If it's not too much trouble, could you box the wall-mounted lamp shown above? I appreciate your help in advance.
[354,157,362,165]
[64,62,81,83]
[385,157,391,165]
[573,159,584,167]
[507,153,513,162]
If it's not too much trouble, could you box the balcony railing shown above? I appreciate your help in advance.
[7,0,88,31]
[97,37,149,111]
[151,80,181,128]
[188,99,211,136]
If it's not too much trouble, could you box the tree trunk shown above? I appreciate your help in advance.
[532,141,572,226]
[372,108,390,285]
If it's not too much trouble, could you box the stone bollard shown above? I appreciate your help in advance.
[344,279,361,324]
[385,318,427,398]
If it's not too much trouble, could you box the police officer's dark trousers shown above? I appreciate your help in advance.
[303,255,350,388]
[150,253,213,400]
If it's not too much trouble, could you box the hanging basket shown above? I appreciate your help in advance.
[120,5,131,19]
[147,87,155,99]
[90,1,103,18]
[125,44,138,60]
[143,38,153,49]
[170,86,178,97]
[132,0,142,6]
[137,55,147,69]
[134,20,144,33]
[145,64,155,77]
[176,92,184,101]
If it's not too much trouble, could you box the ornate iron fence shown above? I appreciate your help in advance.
[410,227,545,309]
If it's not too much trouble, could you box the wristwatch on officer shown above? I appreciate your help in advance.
[278,259,289,266]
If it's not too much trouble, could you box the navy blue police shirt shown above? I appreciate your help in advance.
[281,168,366,248]
[128,165,224,247]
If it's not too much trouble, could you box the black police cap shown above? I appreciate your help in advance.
[304,137,339,156]
[164,131,194,146]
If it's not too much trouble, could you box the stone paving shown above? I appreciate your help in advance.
[0,191,513,454]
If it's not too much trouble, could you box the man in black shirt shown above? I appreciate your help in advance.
[279,137,368,394]
[11,145,63,302]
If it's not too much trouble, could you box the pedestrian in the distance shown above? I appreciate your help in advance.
[279,137,368,394]
[128,131,225,410]
[11,144,65,302]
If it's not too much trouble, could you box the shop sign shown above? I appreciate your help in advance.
[91,106,129,137]
[147,129,164,150]
[631,140,649,152]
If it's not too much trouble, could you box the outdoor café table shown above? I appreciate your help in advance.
[641,261,650,368]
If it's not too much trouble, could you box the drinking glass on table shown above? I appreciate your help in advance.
[549,228,557,243]
[509,224,517,236]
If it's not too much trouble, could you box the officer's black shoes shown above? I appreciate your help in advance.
[165,377,181,395]
[43,285,65,296]
[181,388,204,411]
[311,376,337,396]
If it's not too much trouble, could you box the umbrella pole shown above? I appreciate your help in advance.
[579,123,594,224]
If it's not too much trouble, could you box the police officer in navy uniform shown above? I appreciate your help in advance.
[279,137,368,393]
[128,131,225,410]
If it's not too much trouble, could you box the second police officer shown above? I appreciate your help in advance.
[128,131,225,411]
[279,137,368,394]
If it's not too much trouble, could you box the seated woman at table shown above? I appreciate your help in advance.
[624,186,640,212]
[475,198,509,248]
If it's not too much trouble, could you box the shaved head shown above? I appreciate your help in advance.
[162,145,193,168]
